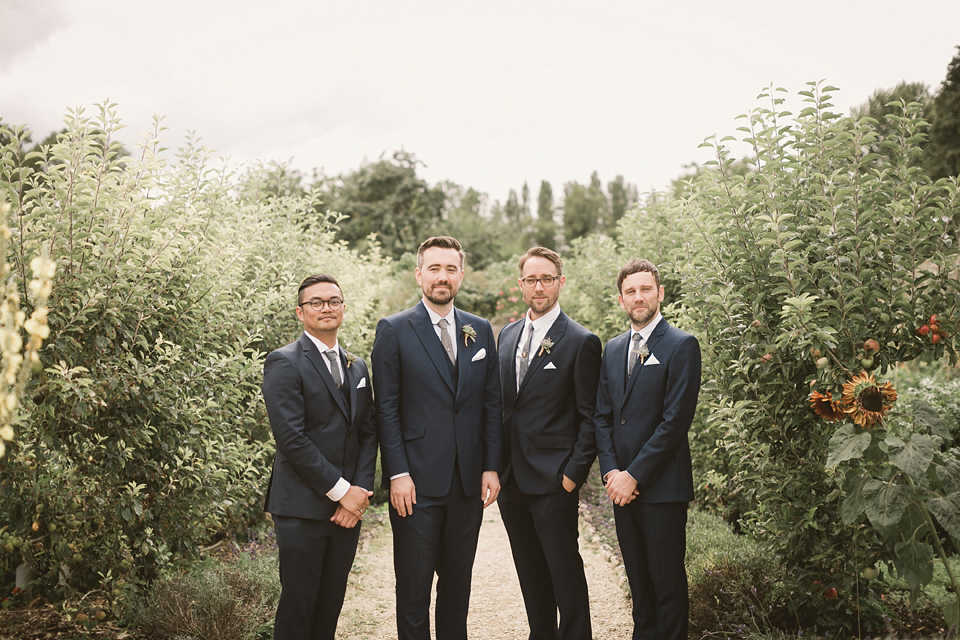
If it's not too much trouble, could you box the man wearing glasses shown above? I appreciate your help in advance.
[262,274,377,640]
[497,247,602,640]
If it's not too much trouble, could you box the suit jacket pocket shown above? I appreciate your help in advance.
[535,435,575,449]
[403,422,425,441]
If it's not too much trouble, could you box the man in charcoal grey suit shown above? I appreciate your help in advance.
[497,246,601,640]
[263,274,377,640]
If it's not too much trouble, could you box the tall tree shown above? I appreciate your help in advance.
[606,175,637,234]
[315,150,445,260]
[851,81,933,164]
[534,180,556,249]
[926,46,960,180]
[562,171,608,246]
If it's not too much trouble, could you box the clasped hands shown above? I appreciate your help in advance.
[331,485,374,528]
[390,471,501,517]
[605,470,640,506]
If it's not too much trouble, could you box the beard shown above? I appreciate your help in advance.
[627,303,658,327]
[424,282,457,305]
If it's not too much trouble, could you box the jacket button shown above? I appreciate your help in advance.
[620,419,626,424]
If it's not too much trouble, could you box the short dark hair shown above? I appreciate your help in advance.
[617,259,660,293]
[518,246,562,275]
[417,236,465,270]
[298,273,341,305]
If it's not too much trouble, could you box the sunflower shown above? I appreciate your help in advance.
[841,371,897,428]
[809,390,845,421]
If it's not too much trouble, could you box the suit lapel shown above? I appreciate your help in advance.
[409,302,456,394]
[300,334,349,419]
[518,312,568,396]
[621,318,668,407]
[340,346,360,423]
[503,320,523,400]
[454,310,471,398]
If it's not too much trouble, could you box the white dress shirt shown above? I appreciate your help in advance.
[423,302,458,360]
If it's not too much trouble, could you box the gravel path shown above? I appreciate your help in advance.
[338,500,634,639]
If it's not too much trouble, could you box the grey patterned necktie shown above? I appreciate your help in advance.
[437,318,455,364]
[628,333,643,378]
[518,323,535,385]
[324,350,342,388]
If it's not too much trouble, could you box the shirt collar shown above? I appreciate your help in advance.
[632,313,662,343]
[423,302,456,327]
[305,331,339,355]
[526,303,561,333]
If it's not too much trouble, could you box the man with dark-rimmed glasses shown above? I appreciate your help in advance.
[262,273,377,640]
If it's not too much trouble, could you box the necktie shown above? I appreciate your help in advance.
[437,318,455,364]
[518,323,535,385]
[628,333,643,378]
[324,350,342,388]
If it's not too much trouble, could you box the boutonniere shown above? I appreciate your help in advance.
[538,337,554,357]
[345,352,358,368]
[462,324,477,346]
[634,344,650,365]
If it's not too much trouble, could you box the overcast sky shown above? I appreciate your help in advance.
[2,0,958,205]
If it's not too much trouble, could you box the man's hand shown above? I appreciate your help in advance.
[330,505,360,528]
[338,485,373,519]
[390,475,417,517]
[481,471,500,508]
[561,475,576,493]
[605,470,639,506]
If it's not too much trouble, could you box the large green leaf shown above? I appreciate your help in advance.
[863,480,908,531]
[936,458,960,496]
[826,424,872,469]
[840,476,867,525]
[911,398,949,440]
[887,433,937,481]
[926,492,960,540]
[893,537,934,590]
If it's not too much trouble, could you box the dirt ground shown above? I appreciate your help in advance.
[337,500,634,639]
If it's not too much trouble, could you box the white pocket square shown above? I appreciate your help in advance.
[644,354,661,366]
[356,377,367,389]
[543,362,557,370]
[471,348,486,362]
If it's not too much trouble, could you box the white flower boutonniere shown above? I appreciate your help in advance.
[538,337,554,357]
[462,324,477,346]
[345,352,358,368]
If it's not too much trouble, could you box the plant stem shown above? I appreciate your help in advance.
[907,476,960,617]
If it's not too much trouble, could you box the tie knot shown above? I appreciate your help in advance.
[437,318,449,329]
[632,333,642,344]
[324,350,338,363]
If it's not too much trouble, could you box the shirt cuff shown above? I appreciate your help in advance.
[326,477,350,502]
[390,472,411,480]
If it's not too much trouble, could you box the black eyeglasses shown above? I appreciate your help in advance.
[520,275,561,288]
[299,297,344,311]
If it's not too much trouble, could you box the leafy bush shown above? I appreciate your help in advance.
[668,83,960,635]
[0,105,392,597]
[129,550,279,640]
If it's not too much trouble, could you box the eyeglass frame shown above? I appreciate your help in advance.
[299,297,345,311]
[519,275,562,289]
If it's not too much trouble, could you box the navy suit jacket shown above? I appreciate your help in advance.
[498,311,601,494]
[262,333,377,521]
[594,318,701,503]
[372,301,501,498]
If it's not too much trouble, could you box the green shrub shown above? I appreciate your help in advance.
[129,550,279,640]
[0,105,393,597]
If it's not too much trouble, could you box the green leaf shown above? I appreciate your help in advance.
[826,424,872,468]
[926,492,960,540]
[889,434,937,481]
[893,537,934,590]
[840,477,867,525]
[863,479,908,530]
[936,458,960,496]
[911,398,950,439]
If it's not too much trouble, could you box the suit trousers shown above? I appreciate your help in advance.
[614,501,688,640]
[390,461,483,640]
[272,515,361,640]
[498,481,592,640]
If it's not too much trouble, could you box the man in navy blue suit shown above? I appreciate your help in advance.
[262,274,377,640]
[497,247,601,640]
[372,236,502,640]
[595,259,701,640]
